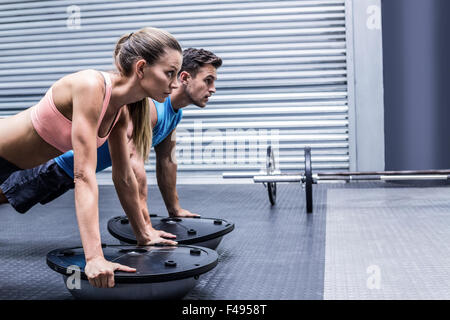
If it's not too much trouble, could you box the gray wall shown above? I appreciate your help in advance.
[382,0,450,170]
[347,0,385,171]
[0,0,354,179]
[0,0,387,180]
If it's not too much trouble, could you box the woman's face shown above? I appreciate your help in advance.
[141,48,182,102]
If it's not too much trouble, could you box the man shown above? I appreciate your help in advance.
[0,48,222,230]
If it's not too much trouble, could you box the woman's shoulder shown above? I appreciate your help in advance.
[70,69,105,89]
[52,67,102,85]
[53,69,104,93]
[55,69,107,103]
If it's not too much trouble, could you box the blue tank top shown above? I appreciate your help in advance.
[54,96,183,178]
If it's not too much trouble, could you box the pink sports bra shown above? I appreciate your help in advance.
[31,71,119,153]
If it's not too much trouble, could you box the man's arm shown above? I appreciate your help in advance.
[154,129,199,217]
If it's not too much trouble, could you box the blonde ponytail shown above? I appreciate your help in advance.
[127,98,152,162]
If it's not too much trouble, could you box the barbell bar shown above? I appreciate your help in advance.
[253,174,450,182]
[223,146,450,214]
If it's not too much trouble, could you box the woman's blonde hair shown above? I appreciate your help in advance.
[114,27,182,161]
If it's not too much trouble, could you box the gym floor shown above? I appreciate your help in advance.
[0,181,449,300]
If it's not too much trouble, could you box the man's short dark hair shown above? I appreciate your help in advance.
[180,48,222,77]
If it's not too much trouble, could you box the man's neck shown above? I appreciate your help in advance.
[169,87,191,111]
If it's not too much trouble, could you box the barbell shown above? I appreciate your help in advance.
[223,146,450,214]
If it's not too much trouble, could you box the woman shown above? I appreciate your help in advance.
[0,27,182,288]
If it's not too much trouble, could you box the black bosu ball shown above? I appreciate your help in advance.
[107,215,235,249]
[46,244,218,300]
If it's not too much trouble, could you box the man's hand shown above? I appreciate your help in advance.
[138,228,178,246]
[169,208,201,218]
[84,256,136,288]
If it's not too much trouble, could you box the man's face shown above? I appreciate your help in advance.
[184,64,217,108]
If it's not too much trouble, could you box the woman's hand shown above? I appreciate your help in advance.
[84,256,136,288]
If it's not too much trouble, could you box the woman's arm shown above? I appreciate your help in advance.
[128,138,177,239]
[71,74,135,289]
[108,108,177,245]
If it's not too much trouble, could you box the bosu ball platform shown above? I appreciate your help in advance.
[107,215,235,249]
[46,244,218,300]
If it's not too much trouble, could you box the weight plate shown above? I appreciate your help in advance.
[266,145,277,205]
[268,182,276,206]
[304,147,313,213]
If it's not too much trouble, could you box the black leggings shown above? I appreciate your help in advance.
[0,157,20,185]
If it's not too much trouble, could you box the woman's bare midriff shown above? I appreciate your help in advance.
[0,109,62,169]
